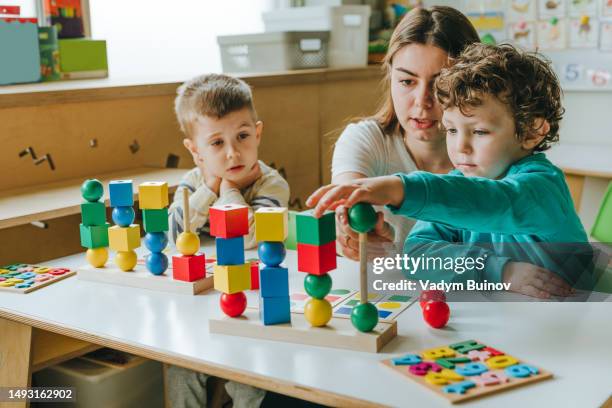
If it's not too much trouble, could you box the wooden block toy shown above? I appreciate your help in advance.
[175,188,199,256]
[0,263,76,294]
[142,208,169,233]
[209,309,397,352]
[220,292,247,317]
[108,225,141,252]
[304,298,332,327]
[381,340,553,403]
[80,201,106,226]
[81,179,104,202]
[146,252,169,275]
[138,182,169,209]
[260,295,290,325]
[259,266,289,298]
[215,236,245,265]
[422,301,450,328]
[296,210,335,245]
[144,232,168,253]
[209,204,249,238]
[257,241,286,267]
[111,206,135,227]
[250,260,260,290]
[79,223,110,248]
[109,180,134,207]
[304,273,332,299]
[255,207,288,242]
[297,241,337,275]
[213,263,251,294]
[86,247,108,267]
[285,210,298,250]
[172,253,206,282]
[115,250,137,271]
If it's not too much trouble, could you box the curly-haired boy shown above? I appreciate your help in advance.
[308,44,589,298]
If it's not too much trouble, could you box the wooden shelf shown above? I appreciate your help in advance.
[0,167,185,230]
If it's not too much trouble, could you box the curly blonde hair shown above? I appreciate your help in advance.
[434,43,564,151]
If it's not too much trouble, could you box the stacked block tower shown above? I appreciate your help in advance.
[139,182,170,275]
[172,188,205,282]
[108,180,140,271]
[255,208,290,325]
[211,204,250,317]
[296,210,336,327]
[80,179,110,268]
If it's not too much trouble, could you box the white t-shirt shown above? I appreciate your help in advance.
[331,119,418,245]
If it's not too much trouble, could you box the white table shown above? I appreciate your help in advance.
[1,245,611,408]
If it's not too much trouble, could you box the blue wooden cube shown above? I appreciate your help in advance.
[109,180,133,207]
[259,266,288,298]
[215,236,245,265]
[260,295,290,325]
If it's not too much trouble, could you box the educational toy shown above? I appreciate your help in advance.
[213,263,250,294]
[174,254,206,282]
[382,340,553,403]
[422,301,450,329]
[138,182,169,209]
[79,223,110,248]
[0,263,75,294]
[255,207,288,242]
[209,204,249,238]
[108,225,140,251]
[80,201,106,226]
[297,241,337,275]
[260,295,291,325]
[216,237,245,265]
[259,266,289,297]
[142,208,169,233]
[295,210,335,245]
[220,292,248,317]
[109,180,133,207]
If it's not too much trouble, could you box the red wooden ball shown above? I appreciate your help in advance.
[419,290,446,308]
[220,292,247,317]
[422,301,450,329]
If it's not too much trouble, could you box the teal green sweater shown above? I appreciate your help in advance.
[388,153,589,285]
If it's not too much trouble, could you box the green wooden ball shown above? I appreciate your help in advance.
[348,203,377,233]
[351,302,379,332]
[304,273,332,299]
[81,179,103,202]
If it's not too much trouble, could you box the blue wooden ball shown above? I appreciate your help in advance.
[144,232,168,253]
[146,252,168,275]
[112,206,135,227]
[257,241,286,267]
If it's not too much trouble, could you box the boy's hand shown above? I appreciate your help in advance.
[502,261,574,299]
[220,162,262,194]
[306,176,405,218]
[336,206,395,261]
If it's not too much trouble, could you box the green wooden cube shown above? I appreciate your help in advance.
[80,223,110,248]
[80,201,106,226]
[284,210,298,250]
[296,210,335,245]
[142,208,169,233]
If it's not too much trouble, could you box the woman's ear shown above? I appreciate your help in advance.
[521,118,550,150]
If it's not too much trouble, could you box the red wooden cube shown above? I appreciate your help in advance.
[172,253,205,282]
[209,204,249,238]
[250,260,260,290]
[297,241,336,275]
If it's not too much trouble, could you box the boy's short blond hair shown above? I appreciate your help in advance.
[175,74,257,138]
[434,43,564,152]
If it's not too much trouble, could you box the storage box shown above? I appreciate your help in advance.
[218,31,329,73]
[32,357,164,408]
[0,19,41,85]
[263,5,371,67]
[58,38,108,79]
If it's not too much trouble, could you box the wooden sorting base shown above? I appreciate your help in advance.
[381,340,553,404]
[77,264,213,295]
[209,308,397,353]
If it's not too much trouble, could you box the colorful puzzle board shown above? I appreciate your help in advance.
[381,339,553,403]
[0,263,75,294]
[285,290,414,323]
[77,252,217,295]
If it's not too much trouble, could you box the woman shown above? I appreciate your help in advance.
[330,6,480,260]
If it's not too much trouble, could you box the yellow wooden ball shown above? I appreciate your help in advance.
[304,298,332,327]
[86,247,108,268]
[115,250,137,271]
[176,232,200,256]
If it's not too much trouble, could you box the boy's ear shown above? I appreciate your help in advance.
[255,120,263,146]
[521,118,550,150]
[183,138,199,161]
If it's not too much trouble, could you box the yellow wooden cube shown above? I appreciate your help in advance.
[108,225,141,251]
[255,207,288,242]
[213,263,251,294]
[138,182,169,209]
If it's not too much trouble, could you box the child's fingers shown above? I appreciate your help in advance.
[519,284,551,299]
[306,184,336,208]
[534,268,572,295]
[530,276,568,296]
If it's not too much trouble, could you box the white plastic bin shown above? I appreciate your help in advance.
[263,5,371,67]
[217,31,329,73]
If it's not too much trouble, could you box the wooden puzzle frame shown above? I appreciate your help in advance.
[381,339,553,403]
[209,309,397,353]
[0,270,76,294]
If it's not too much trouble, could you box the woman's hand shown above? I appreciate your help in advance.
[336,205,396,261]
[502,262,574,299]
[306,176,405,218]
